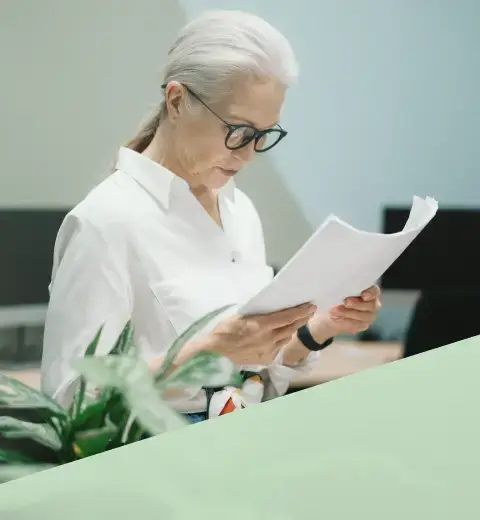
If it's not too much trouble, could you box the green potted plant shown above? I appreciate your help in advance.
[0,306,239,483]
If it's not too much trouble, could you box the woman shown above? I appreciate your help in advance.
[41,10,381,422]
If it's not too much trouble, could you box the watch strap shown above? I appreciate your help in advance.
[297,325,334,352]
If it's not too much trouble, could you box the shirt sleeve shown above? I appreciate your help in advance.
[41,212,133,407]
[262,348,322,400]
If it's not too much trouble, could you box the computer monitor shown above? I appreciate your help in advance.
[0,209,69,307]
[381,207,480,292]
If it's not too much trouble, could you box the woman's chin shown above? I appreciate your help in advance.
[210,167,237,188]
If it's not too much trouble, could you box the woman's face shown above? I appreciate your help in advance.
[166,78,286,190]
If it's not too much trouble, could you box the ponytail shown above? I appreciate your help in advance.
[124,104,164,153]
[111,104,164,173]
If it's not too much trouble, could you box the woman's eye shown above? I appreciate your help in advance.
[226,128,245,146]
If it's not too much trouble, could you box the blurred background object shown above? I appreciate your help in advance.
[381,207,480,355]
[0,210,68,368]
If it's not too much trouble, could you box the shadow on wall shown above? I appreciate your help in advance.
[236,154,313,268]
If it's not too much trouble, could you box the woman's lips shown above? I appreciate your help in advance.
[219,168,239,177]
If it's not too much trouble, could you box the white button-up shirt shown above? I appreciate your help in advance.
[41,147,319,410]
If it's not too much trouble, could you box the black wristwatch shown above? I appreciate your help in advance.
[297,324,334,352]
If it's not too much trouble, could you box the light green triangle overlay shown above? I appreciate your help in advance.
[1,335,479,519]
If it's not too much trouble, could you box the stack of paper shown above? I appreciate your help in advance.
[240,196,438,316]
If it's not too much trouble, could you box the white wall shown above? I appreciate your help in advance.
[180,0,480,337]
[3,0,478,236]
[0,0,187,207]
[181,0,480,232]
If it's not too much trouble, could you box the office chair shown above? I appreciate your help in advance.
[403,290,480,357]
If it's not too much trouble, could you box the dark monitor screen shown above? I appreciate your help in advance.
[381,207,480,292]
[0,209,69,306]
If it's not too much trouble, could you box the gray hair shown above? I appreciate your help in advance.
[126,10,298,152]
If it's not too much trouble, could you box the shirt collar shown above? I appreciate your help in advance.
[115,147,236,209]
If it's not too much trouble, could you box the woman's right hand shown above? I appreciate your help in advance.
[204,303,317,366]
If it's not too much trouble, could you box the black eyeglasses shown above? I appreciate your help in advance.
[161,83,287,153]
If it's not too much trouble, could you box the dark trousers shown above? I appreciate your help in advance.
[141,412,207,440]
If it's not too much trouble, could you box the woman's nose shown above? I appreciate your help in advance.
[233,140,256,164]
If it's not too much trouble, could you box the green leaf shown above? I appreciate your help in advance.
[102,395,132,449]
[0,462,55,484]
[0,408,65,449]
[74,356,187,436]
[0,405,63,428]
[0,448,36,463]
[73,423,118,458]
[0,417,63,452]
[123,419,145,444]
[70,400,108,432]
[155,305,233,383]
[69,326,104,419]
[160,351,242,390]
[0,374,67,422]
[74,355,141,388]
[108,321,136,357]
[85,326,105,357]
[104,393,128,426]
[0,439,60,465]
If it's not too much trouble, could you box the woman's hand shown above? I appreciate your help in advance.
[154,287,380,373]
[204,303,317,365]
[309,285,382,342]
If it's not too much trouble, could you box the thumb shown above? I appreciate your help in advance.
[361,286,378,301]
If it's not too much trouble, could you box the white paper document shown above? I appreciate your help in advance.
[239,196,438,316]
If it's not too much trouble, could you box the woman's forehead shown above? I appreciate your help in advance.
[220,78,285,129]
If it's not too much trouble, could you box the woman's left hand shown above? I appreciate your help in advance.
[309,285,382,341]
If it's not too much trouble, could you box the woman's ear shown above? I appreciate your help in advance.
[164,81,185,122]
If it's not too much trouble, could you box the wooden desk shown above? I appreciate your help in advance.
[3,341,403,393]
[290,340,403,389]
[1,368,40,389]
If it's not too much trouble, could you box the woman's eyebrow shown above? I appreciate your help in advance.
[226,113,280,129]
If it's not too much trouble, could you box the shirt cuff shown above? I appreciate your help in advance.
[276,344,322,371]
[259,346,322,400]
